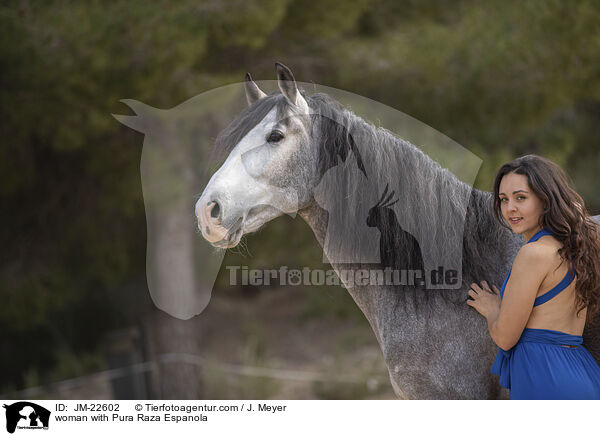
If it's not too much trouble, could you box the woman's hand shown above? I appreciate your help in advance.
[466,280,501,321]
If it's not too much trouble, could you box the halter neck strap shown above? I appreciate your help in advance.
[526,227,553,244]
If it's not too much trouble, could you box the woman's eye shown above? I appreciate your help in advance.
[500,197,507,203]
[267,130,284,143]
[517,196,526,200]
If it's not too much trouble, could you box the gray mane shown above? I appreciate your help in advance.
[306,92,518,306]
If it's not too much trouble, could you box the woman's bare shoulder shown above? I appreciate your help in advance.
[514,238,558,270]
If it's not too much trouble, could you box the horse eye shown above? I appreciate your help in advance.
[267,130,284,143]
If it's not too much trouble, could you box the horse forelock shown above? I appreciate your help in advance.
[211,92,289,164]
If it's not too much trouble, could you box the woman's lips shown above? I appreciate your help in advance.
[509,217,523,225]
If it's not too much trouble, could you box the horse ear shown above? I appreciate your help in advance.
[244,72,267,106]
[275,62,309,113]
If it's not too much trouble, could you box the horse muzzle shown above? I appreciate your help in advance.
[195,197,244,248]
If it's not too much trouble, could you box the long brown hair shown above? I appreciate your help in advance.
[492,154,600,321]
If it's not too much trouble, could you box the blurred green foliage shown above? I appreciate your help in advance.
[1,0,599,393]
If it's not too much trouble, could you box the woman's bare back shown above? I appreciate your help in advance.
[526,234,587,336]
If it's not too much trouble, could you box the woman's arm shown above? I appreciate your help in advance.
[467,243,551,350]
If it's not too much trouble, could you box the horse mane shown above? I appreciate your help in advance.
[306,92,517,306]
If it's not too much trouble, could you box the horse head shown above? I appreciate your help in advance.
[195,63,318,248]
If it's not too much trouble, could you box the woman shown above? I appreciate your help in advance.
[467,154,600,399]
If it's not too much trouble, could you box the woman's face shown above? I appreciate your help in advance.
[498,172,545,240]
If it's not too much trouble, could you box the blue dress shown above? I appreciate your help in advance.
[490,228,600,399]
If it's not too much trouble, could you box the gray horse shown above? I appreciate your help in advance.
[196,62,600,399]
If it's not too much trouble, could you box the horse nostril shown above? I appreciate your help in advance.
[209,201,221,220]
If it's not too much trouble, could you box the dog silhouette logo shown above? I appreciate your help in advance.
[3,402,50,433]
